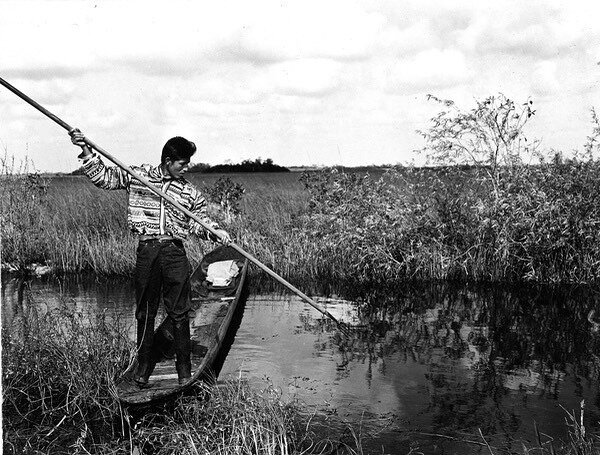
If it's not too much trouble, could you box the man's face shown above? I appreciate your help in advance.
[165,158,190,179]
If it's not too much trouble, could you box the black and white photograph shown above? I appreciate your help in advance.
[1,1,600,453]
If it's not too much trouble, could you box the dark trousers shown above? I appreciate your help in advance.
[134,240,191,323]
[133,239,192,383]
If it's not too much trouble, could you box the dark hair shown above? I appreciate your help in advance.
[161,136,197,163]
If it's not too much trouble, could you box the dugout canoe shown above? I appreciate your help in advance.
[115,245,249,406]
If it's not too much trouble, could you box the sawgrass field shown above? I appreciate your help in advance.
[4,161,600,287]
[5,95,600,287]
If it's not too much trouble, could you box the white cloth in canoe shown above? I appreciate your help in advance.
[206,260,240,286]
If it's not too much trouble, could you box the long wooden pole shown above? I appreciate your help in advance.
[0,76,347,333]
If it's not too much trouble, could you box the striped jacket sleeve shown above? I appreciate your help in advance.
[81,154,131,190]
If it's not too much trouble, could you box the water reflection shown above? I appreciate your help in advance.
[350,283,600,383]
[1,274,138,340]
[2,276,600,453]
[288,282,600,452]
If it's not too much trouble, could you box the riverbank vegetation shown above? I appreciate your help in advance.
[3,95,600,285]
[4,283,600,454]
[2,288,363,454]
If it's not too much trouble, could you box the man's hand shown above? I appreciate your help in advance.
[213,229,232,245]
[69,128,92,158]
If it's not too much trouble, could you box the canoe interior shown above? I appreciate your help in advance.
[116,245,249,406]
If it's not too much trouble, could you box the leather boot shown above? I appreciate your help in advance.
[134,317,156,387]
[173,319,192,385]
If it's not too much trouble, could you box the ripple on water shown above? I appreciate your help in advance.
[3,277,600,454]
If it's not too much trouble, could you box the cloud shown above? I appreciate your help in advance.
[230,1,384,64]
[1,1,386,80]
[531,61,559,96]
[0,1,104,78]
[189,73,268,105]
[2,78,76,107]
[4,66,85,81]
[0,1,234,78]
[458,1,600,59]
[266,58,344,97]
[1,0,600,172]
[382,48,471,94]
[378,22,438,56]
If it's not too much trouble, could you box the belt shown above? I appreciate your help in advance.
[139,236,184,247]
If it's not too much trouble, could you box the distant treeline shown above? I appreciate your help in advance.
[190,158,290,173]
[70,157,289,175]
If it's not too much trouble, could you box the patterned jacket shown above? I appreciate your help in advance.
[81,154,218,240]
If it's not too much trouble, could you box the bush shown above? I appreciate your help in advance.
[203,177,246,216]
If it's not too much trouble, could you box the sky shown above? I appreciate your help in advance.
[1,0,599,173]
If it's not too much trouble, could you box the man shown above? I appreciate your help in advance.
[70,129,231,387]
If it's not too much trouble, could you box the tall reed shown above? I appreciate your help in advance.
[0,156,50,272]
[131,380,364,455]
[0,158,135,275]
[5,154,600,285]
[2,285,364,455]
[2,283,132,453]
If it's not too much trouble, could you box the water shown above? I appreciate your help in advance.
[3,275,600,454]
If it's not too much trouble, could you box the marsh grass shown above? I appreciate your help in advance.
[473,401,600,455]
[6,148,600,286]
[1,285,364,455]
[4,94,600,285]
[558,402,600,455]
[131,380,364,455]
[2,282,133,454]
[0,158,134,275]
[0,156,50,272]
[44,180,135,274]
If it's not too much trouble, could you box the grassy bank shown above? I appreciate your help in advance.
[4,162,600,285]
[3,96,600,285]
[1,287,363,454]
